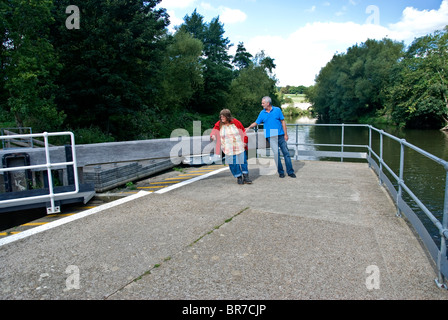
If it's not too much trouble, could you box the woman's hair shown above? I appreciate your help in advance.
[219,109,233,128]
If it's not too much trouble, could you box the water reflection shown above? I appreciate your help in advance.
[284,117,318,160]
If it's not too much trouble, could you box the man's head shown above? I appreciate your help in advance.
[261,96,272,110]
[261,97,272,109]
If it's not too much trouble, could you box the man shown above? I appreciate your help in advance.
[245,96,296,178]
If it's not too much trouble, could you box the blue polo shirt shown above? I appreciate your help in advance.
[255,106,285,138]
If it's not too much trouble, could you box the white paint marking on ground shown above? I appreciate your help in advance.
[155,167,229,194]
[0,191,151,247]
[0,166,229,246]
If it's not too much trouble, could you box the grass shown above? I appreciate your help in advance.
[190,207,249,246]
[173,166,187,173]
[284,94,308,103]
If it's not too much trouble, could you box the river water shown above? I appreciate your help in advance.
[285,116,448,247]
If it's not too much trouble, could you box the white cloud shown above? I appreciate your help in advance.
[200,2,214,11]
[166,10,184,33]
[159,0,196,9]
[199,3,247,25]
[163,2,247,34]
[247,0,448,87]
[247,22,389,86]
[158,0,197,33]
[388,0,448,41]
[219,7,247,24]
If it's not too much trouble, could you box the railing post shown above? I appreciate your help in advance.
[43,132,58,214]
[379,130,384,185]
[255,125,259,159]
[295,124,299,160]
[396,140,405,217]
[341,124,344,162]
[70,132,80,192]
[368,126,372,168]
[436,169,448,289]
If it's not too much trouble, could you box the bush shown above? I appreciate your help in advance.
[283,106,304,118]
[72,126,115,144]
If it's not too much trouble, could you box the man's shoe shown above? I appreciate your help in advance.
[279,173,285,178]
[243,174,252,184]
[237,176,244,185]
[288,173,296,178]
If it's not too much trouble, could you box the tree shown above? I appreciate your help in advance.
[160,30,203,111]
[0,0,11,124]
[308,54,341,122]
[309,38,404,123]
[1,0,64,132]
[253,50,276,77]
[179,11,233,114]
[50,0,170,140]
[386,27,448,128]
[179,9,205,41]
[0,2,284,141]
[228,52,279,126]
[232,42,253,70]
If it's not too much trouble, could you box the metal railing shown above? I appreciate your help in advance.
[1,127,54,149]
[287,123,369,161]
[366,126,448,290]
[256,123,448,289]
[0,131,79,214]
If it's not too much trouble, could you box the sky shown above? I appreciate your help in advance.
[157,0,448,87]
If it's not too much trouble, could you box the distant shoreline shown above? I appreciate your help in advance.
[281,102,312,110]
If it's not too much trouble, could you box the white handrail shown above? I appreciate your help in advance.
[0,131,79,214]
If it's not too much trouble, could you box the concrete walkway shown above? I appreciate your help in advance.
[0,160,447,300]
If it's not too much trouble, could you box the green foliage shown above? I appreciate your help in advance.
[309,38,404,123]
[386,27,448,128]
[227,64,277,126]
[179,10,233,114]
[308,27,448,129]
[50,0,170,141]
[2,1,447,141]
[1,2,279,143]
[280,85,309,95]
[1,0,65,132]
[282,106,309,118]
[72,126,115,144]
[233,42,253,70]
[159,31,204,112]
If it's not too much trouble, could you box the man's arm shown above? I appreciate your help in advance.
[245,122,258,132]
[281,119,288,141]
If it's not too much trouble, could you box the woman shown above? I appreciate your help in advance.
[210,109,252,185]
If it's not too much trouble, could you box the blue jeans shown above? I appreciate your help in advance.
[226,151,249,178]
[267,135,294,175]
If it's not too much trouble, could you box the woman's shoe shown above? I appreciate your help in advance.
[243,174,252,184]
[237,176,244,185]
